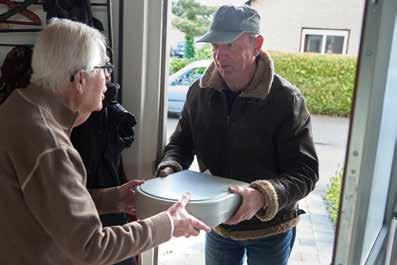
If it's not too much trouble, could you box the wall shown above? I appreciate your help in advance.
[251,0,365,55]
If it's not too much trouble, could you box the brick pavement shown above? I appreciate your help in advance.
[289,190,335,265]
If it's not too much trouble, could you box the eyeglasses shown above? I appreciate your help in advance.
[94,62,114,76]
[70,62,114,82]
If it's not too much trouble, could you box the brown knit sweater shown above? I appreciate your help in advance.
[0,85,172,265]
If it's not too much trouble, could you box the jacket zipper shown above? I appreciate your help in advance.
[222,93,238,179]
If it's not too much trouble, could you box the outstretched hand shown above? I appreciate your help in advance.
[167,193,211,237]
[224,185,266,225]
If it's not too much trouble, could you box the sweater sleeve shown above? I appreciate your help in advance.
[89,186,120,214]
[21,147,172,265]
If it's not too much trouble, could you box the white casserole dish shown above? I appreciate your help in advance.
[135,170,247,228]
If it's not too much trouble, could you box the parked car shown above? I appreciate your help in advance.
[167,59,211,116]
[170,42,185,58]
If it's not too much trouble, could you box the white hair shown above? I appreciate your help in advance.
[31,18,107,91]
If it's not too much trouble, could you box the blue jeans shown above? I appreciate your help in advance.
[205,228,296,265]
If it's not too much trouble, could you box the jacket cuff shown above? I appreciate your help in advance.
[250,180,279,221]
[156,160,183,175]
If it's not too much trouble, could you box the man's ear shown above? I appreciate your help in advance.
[71,70,85,95]
[255,35,264,53]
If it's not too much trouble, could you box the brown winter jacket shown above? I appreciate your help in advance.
[159,51,319,240]
[0,85,172,265]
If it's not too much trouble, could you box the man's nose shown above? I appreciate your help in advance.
[105,72,111,83]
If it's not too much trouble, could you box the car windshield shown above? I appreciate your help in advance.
[171,67,205,86]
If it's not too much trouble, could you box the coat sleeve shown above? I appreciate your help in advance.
[21,147,172,265]
[158,84,196,172]
[250,92,319,221]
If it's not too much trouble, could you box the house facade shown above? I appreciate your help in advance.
[250,0,365,56]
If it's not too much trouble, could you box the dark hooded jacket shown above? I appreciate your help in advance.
[71,83,136,227]
[0,46,32,104]
[158,51,319,239]
[43,0,104,30]
[71,85,136,265]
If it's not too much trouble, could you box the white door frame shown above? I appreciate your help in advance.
[333,0,397,264]
[121,0,169,181]
[120,1,170,263]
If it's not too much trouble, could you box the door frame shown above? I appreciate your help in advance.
[333,0,397,264]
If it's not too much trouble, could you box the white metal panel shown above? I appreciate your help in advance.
[334,0,397,264]
[361,14,397,264]
[385,217,397,265]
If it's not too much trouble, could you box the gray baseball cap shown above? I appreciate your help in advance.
[197,5,260,44]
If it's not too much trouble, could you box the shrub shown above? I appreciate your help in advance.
[195,44,212,60]
[169,44,212,75]
[185,35,195,58]
[169,48,357,116]
[325,169,343,223]
[169,57,194,75]
[270,51,356,117]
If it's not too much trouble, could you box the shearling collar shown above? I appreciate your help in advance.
[199,50,274,99]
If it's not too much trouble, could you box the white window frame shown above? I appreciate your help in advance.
[300,28,349,54]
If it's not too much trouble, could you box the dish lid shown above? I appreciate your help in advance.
[138,170,247,202]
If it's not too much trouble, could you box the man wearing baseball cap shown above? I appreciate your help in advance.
[159,5,318,265]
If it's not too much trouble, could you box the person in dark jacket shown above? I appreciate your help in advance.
[157,5,319,265]
[71,82,138,265]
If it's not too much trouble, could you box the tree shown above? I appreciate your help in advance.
[172,0,216,58]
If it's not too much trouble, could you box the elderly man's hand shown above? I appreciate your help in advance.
[167,192,211,237]
[117,180,144,215]
[224,185,266,225]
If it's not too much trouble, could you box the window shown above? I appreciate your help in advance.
[170,67,206,86]
[301,29,349,54]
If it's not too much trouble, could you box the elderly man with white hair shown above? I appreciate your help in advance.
[0,18,210,265]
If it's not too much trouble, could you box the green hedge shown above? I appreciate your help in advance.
[169,57,195,75]
[270,51,356,117]
[325,169,343,223]
[195,43,212,60]
[169,49,357,116]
